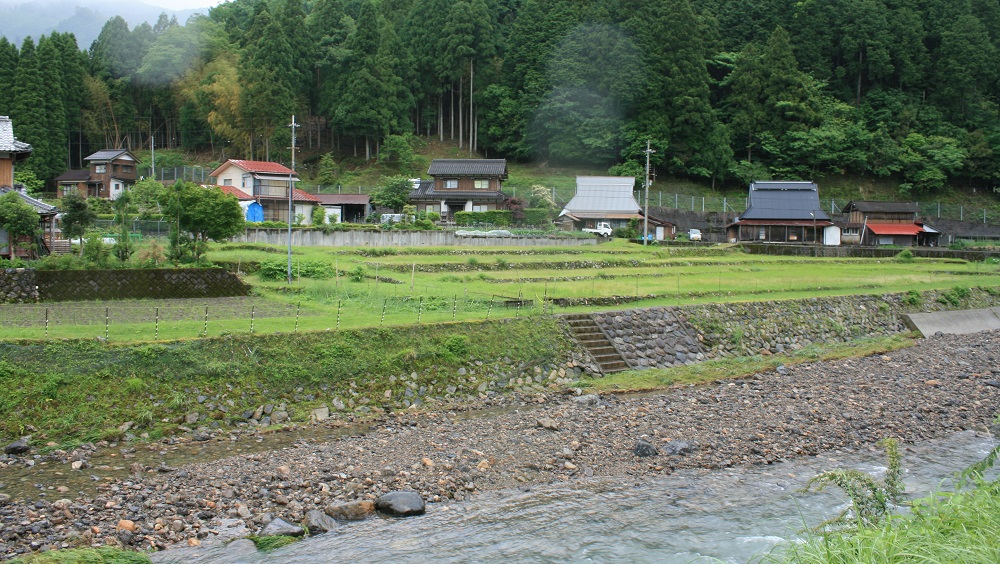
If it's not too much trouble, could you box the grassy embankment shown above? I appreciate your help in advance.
[2,241,998,341]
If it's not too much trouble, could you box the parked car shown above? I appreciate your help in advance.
[582,222,613,237]
[688,228,702,241]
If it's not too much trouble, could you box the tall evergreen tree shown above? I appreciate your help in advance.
[34,35,68,183]
[239,7,298,160]
[11,38,48,183]
[0,38,18,116]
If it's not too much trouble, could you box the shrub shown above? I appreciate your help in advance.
[444,335,469,357]
[894,249,915,262]
[454,210,512,227]
[901,290,922,307]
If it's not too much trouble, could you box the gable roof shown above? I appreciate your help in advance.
[560,176,640,216]
[844,201,919,214]
[216,185,255,201]
[210,159,299,181]
[739,181,830,221]
[85,149,138,162]
[55,170,91,183]
[409,179,507,201]
[0,116,32,155]
[427,159,507,177]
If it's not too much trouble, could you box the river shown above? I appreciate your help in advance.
[150,430,997,563]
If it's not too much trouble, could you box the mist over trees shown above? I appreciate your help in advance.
[1,0,998,196]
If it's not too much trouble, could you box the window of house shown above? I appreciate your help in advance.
[444,179,458,189]
[843,227,859,236]
[121,165,132,173]
[223,179,233,186]
[94,165,106,174]
[473,179,489,189]
[472,204,489,212]
[758,228,766,240]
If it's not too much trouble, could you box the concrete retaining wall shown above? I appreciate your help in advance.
[586,288,1000,370]
[234,229,597,247]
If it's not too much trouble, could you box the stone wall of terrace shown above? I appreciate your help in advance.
[0,268,38,303]
[235,229,599,247]
[585,288,1000,370]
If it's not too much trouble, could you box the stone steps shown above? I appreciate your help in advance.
[563,313,629,374]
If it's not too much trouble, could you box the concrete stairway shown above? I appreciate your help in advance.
[563,313,629,374]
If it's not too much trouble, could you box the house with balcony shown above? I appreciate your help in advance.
[55,149,140,200]
[409,159,508,220]
[209,159,319,223]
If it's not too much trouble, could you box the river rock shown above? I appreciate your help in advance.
[662,440,694,456]
[537,418,559,431]
[311,406,330,422]
[261,517,304,537]
[634,440,658,457]
[303,509,339,533]
[4,437,29,455]
[325,500,375,521]
[573,394,600,406]
[375,491,425,517]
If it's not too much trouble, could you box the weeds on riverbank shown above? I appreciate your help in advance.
[10,548,151,563]
[765,431,1000,563]
[581,333,918,393]
[803,438,903,530]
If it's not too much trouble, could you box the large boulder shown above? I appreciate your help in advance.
[633,439,658,457]
[375,491,425,517]
[325,500,375,521]
[4,437,29,455]
[303,509,339,533]
[260,517,304,537]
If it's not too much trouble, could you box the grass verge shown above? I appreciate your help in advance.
[11,548,151,563]
[582,333,919,393]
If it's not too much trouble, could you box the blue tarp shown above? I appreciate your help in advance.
[246,202,263,222]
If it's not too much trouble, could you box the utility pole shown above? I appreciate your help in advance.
[287,115,299,284]
[643,140,655,246]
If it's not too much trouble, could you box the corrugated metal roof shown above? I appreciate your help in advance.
[0,116,32,154]
[560,176,639,216]
[844,201,919,214]
[866,223,923,235]
[85,149,135,162]
[427,159,507,177]
[739,181,829,221]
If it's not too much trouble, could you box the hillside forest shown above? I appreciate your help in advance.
[0,0,999,197]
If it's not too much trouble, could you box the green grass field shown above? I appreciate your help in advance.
[2,241,997,342]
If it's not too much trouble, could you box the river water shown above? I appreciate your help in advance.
[152,430,997,564]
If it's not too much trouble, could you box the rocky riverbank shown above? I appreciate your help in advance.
[0,330,998,560]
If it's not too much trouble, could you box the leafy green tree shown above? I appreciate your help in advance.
[371,176,414,212]
[167,182,244,261]
[0,191,40,257]
[131,178,167,218]
[59,192,96,256]
[897,133,967,195]
[112,192,134,262]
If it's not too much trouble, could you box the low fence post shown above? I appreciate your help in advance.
[250,305,255,334]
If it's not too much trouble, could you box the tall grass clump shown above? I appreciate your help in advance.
[765,439,1000,563]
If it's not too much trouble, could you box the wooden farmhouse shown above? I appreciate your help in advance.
[210,159,320,224]
[557,176,673,239]
[727,181,836,244]
[409,159,508,220]
[841,201,940,247]
[56,149,139,200]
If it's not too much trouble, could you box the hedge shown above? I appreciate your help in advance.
[454,210,513,226]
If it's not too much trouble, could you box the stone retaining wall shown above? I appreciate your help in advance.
[0,269,38,303]
[585,288,1000,371]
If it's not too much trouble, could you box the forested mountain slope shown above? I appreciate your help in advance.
[0,0,997,200]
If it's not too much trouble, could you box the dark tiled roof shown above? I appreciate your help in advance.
[409,179,506,201]
[844,201,919,214]
[739,181,830,221]
[0,187,57,215]
[55,170,91,182]
[0,116,32,153]
[313,194,370,205]
[85,149,137,162]
[427,159,507,177]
